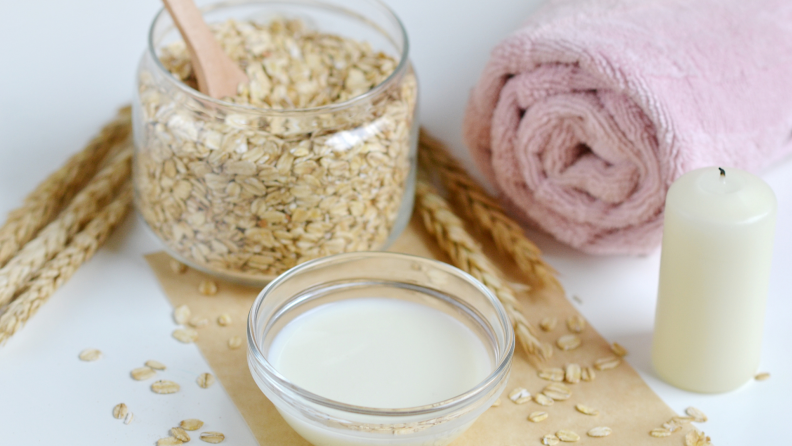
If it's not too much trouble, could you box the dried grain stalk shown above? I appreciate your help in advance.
[415,178,549,363]
[418,130,561,291]
[0,185,132,344]
[0,148,132,308]
[0,107,130,267]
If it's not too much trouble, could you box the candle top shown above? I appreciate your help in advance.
[666,167,776,224]
[267,297,492,408]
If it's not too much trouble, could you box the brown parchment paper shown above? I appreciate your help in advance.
[145,215,691,445]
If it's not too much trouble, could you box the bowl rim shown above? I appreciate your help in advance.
[146,0,411,117]
[246,251,516,417]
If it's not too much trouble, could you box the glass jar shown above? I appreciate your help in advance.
[247,252,515,446]
[133,0,419,285]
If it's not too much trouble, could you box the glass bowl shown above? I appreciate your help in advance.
[247,252,514,446]
[132,0,419,285]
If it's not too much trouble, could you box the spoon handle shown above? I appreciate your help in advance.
[162,0,248,99]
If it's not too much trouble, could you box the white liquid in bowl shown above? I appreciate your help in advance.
[268,297,492,408]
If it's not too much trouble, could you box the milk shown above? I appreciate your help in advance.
[268,297,492,408]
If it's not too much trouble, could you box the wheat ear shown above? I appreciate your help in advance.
[0,107,131,268]
[0,148,132,308]
[415,178,551,362]
[418,130,561,291]
[0,185,132,345]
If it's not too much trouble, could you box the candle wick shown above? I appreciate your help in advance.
[718,167,726,177]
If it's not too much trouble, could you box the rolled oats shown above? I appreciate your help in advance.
[528,411,549,422]
[146,360,167,370]
[157,437,183,446]
[685,406,708,423]
[217,313,232,326]
[556,430,580,442]
[593,356,621,371]
[79,348,102,362]
[565,363,581,384]
[173,304,191,325]
[581,366,596,382]
[539,317,557,332]
[198,280,218,296]
[543,383,571,401]
[189,316,209,328]
[542,434,560,445]
[171,427,191,442]
[575,404,599,416]
[173,328,199,343]
[755,372,771,381]
[566,315,586,333]
[685,430,712,446]
[556,334,581,351]
[180,419,204,431]
[610,342,628,357]
[200,431,225,444]
[112,403,128,419]
[197,372,215,388]
[228,335,243,349]
[170,259,187,274]
[124,411,134,425]
[587,427,611,438]
[131,366,156,381]
[538,368,565,382]
[136,19,418,282]
[151,380,181,394]
[649,428,671,438]
[508,387,531,404]
[534,393,554,406]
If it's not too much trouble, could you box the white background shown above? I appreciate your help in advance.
[1,0,789,444]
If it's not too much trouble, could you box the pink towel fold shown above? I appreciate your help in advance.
[464,0,792,255]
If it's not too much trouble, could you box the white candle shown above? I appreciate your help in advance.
[652,167,777,393]
[268,297,492,408]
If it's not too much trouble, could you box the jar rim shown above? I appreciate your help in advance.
[146,0,411,117]
[246,251,516,417]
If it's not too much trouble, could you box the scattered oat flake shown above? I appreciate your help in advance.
[79,348,102,361]
[556,430,580,442]
[151,380,180,394]
[581,366,595,382]
[157,437,183,446]
[124,411,134,425]
[509,387,531,404]
[180,419,204,431]
[672,416,694,425]
[173,327,199,343]
[528,411,548,422]
[543,383,571,401]
[542,434,560,445]
[539,317,557,332]
[170,259,187,274]
[587,427,611,438]
[200,431,225,443]
[174,304,191,325]
[661,421,682,433]
[575,404,599,416]
[171,427,191,442]
[131,366,156,381]
[491,398,501,408]
[534,393,554,406]
[649,428,671,438]
[565,363,581,384]
[594,356,621,371]
[228,335,243,349]
[610,342,628,356]
[199,280,218,296]
[217,313,232,326]
[556,334,581,351]
[189,316,209,328]
[566,315,586,333]
[538,368,565,382]
[685,406,708,423]
[112,403,128,419]
[197,372,215,389]
[146,360,167,370]
[755,372,770,381]
[685,429,712,446]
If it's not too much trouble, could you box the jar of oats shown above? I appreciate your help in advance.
[133,0,418,284]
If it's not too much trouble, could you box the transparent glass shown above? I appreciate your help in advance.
[132,0,419,285]
[247,252,515,446]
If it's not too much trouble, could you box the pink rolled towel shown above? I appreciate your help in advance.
[464,0,792,255]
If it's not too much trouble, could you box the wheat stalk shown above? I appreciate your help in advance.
[0,185,132,345]
[418,130,562,291]
[0,107,131,268]
[0,148,132,308]
[415,178,551,362]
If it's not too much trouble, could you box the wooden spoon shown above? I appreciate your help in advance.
[162,0,248,99]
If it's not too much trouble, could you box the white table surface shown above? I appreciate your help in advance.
[1,0,789,444]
